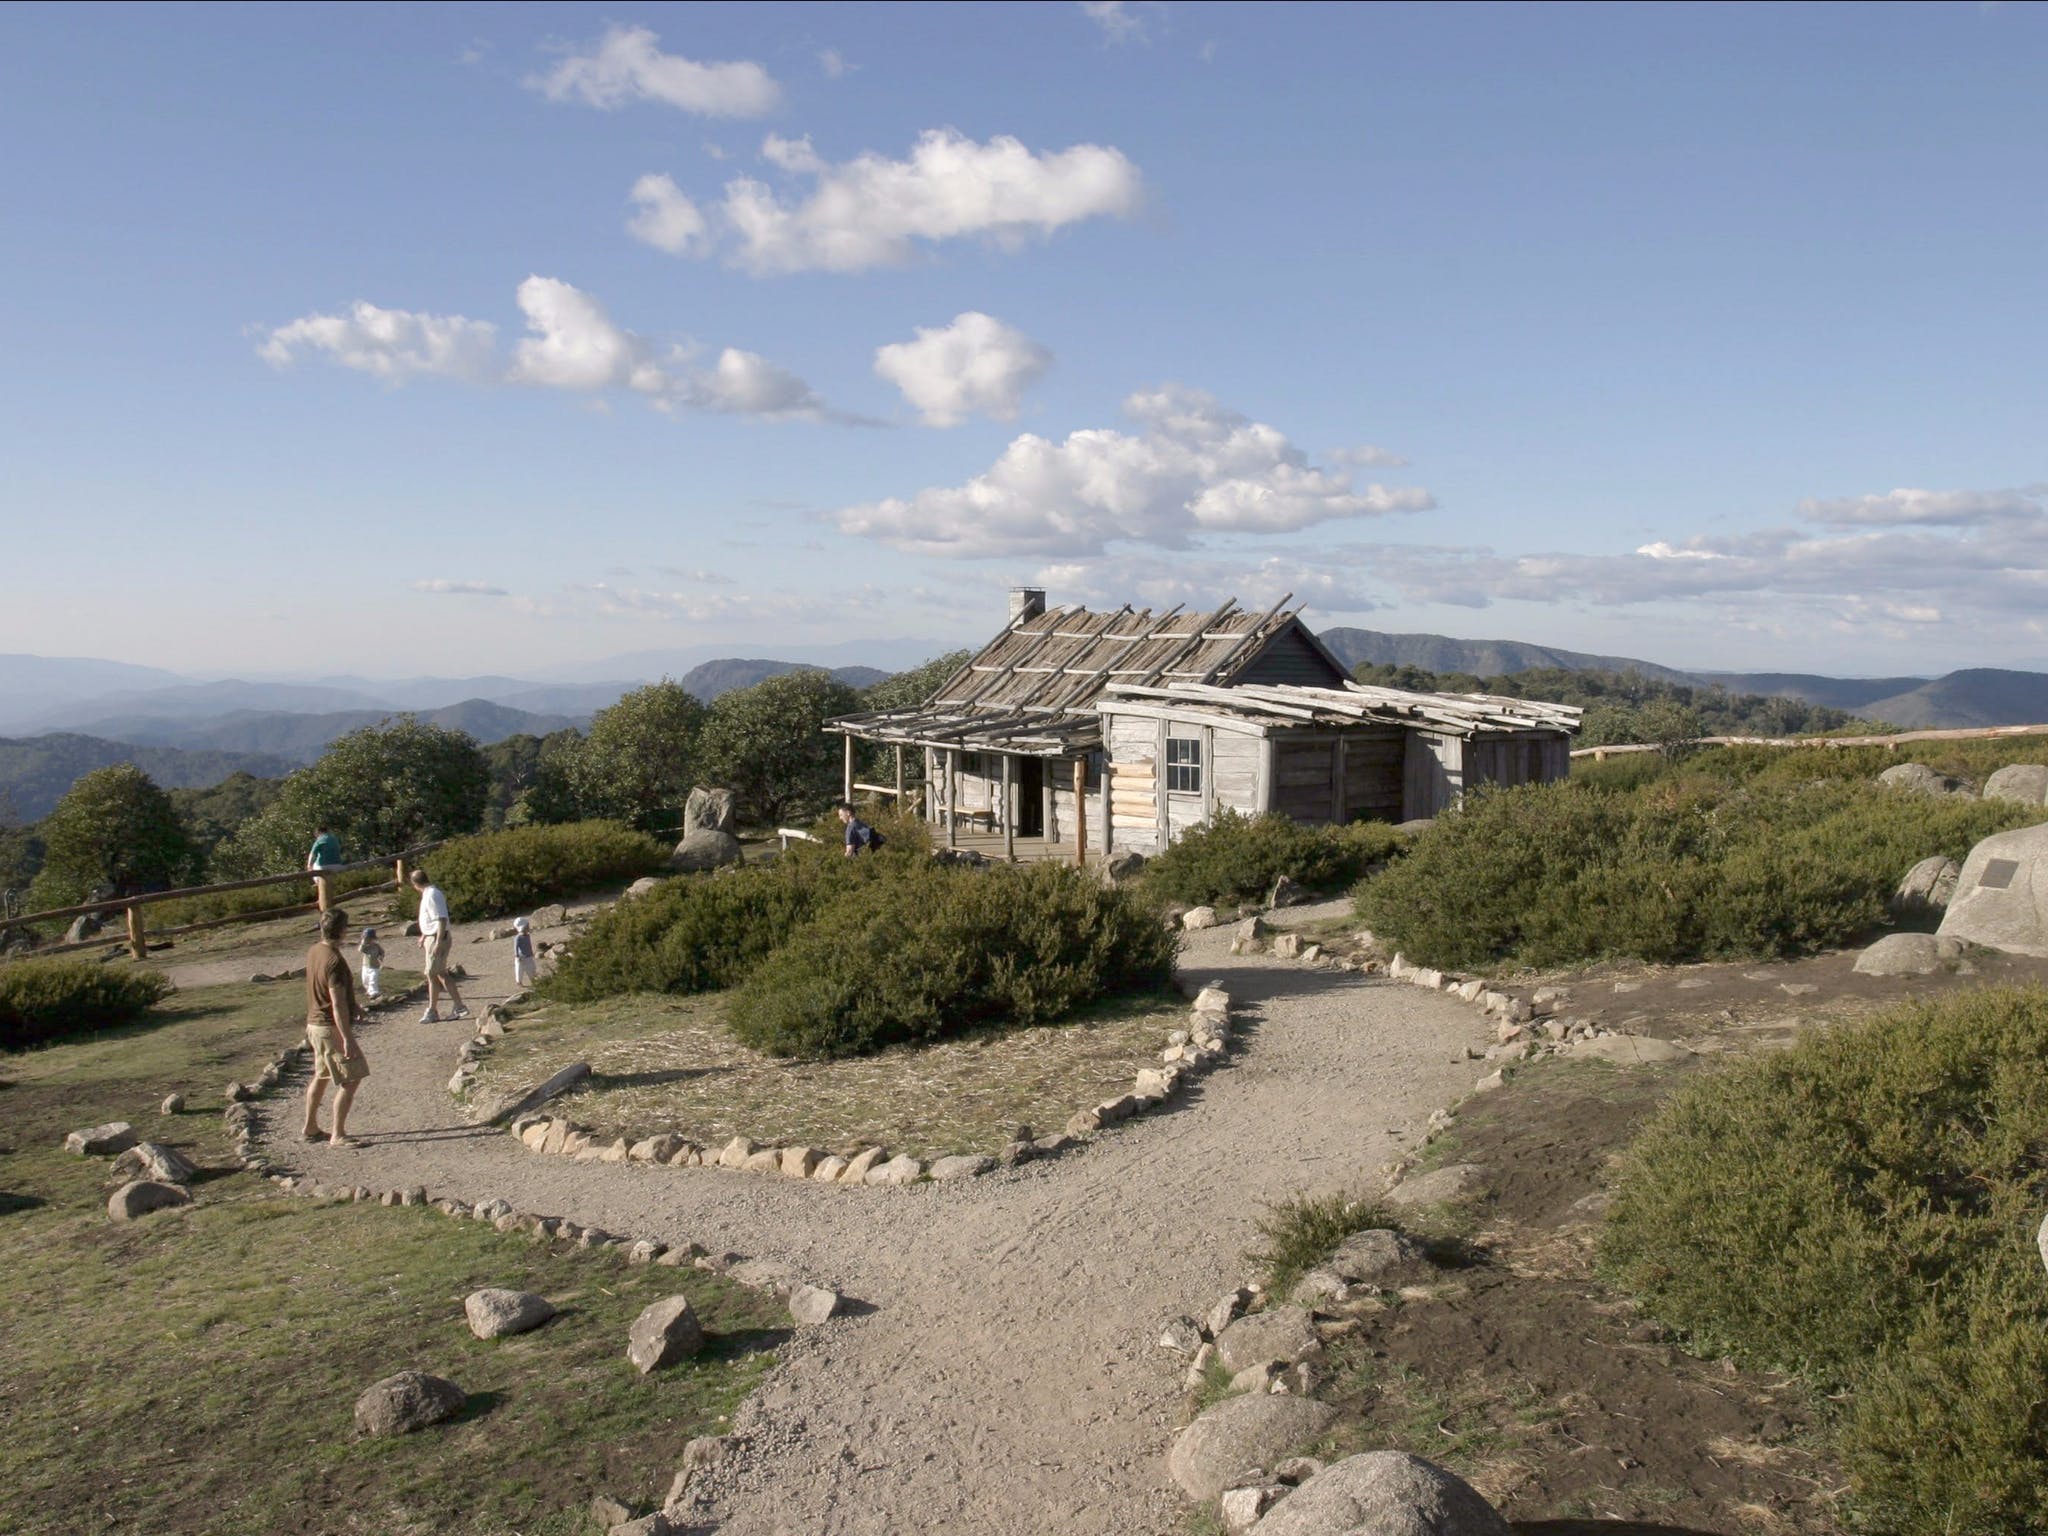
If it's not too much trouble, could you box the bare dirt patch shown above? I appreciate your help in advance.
[471,989,1185,1158]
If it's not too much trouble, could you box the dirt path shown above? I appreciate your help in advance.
[255,901,1488,1535]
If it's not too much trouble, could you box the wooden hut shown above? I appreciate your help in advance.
[825,589,1581,862]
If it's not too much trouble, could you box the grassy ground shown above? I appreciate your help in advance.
[470,988,1184,1158]
[0,983,782,1536]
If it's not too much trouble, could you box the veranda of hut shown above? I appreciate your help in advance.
[1096,681,1582,855]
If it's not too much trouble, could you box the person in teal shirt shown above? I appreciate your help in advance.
[306,825,343,909]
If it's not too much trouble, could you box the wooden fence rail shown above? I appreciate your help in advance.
[0,841,444,962]
[1572,722,2048,761]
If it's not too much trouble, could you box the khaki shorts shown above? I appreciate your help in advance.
[307,1024,369,1087]
[423,930,452,979]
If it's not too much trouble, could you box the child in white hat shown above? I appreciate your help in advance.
[356,926,385,1002]
[512,915,537,988]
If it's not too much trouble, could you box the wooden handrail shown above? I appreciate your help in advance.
[1572,722,2048,760]
[0,841,443,933]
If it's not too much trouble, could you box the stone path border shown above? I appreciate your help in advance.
[449,979,1249,1191]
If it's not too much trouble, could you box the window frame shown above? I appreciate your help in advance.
[1164,735,1203,796]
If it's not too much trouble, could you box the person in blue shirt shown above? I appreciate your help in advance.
[835,801,884,857]
[306,825,343,909]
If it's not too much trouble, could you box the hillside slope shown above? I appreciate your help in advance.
[62,699,580,764]
[677,659,890,700]
[1318,627,1695,683]
[1854,670,2048,731]
[1690,672,1930,713]
[0,734,293,822]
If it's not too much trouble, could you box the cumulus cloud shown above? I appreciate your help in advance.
[262,278,846,422]
[259,302,498,382]
[641,129,1141,274]
[411,579,509,597]
[626,173,710,256]
[1329,444,1410,469]
[873,312,1052,426]
[833,384,1435,558]
[529,25,781,117]
[1795,486,2045,528]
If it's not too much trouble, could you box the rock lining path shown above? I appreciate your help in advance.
[255,900,1486,1535]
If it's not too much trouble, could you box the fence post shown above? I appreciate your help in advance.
[394,857,406,892]
[125,903,147,962]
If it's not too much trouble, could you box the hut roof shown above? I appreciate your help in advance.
[1096,680,1583,737]
[830,596,1338,757]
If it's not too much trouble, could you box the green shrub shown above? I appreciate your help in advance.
[397,821,669,922]
[151,865,390,929]
[1250,1193,1395,1297]
[0,959,173,1050]
[1356,776,2040,971]
[726,861,1179,1059]
[539,852,887,1003]
[1142,810,1406,908]
[1600,987,2048,1533]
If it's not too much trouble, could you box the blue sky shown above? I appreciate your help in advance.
[2,1,2043,678]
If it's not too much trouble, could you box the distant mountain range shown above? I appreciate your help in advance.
[7,631,2048,827]
[0,733,293,822]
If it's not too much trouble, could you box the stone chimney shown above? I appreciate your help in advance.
[1009,587,1047,624]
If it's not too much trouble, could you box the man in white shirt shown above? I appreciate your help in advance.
[410,868,469,1023]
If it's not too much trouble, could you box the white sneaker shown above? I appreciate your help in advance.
[419,1010,440,1024]
[452,1007,471,1020]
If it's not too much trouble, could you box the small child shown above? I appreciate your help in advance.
[356,926,385,1002]
[512,915,536,988]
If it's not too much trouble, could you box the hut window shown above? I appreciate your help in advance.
[1165,737,1203,795]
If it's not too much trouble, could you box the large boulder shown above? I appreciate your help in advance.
[107,1180,192,1221]
[1252,1450,1511,1536]
[1985,764,2048,807]
[1100,850,1148,886]
[683,786,738,836]
[1167,1393,1339,1500]
[1939,823,2048,958]
[1326,1228,1427,1286]
[1877,762,1972,798]
[1890,855,1961,923]
[112,1142,199,1185]
[354,1370,467,1435]
[65,1122,138,1156]
[1853,932,1948,977]
[65,913,106,944]
[671,829,744,873]
[1215,1305,1322,1374]
[627,1296,704,1373]
[464,1288,556,1339]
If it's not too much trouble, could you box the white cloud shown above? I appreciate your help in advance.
[873,312,1053,426]
[411,579,509,597]
[1080,2,1148,43]
[509,276,665,392]
[834,384,1435,558]
[626,173,709,256]
[669,347,836,421]
[259,302,498,382]
[265,278,844,423]
[698,128,1142,273]
[528,25,781,117]
[817,48,853,78]
[1794,486,2044,528]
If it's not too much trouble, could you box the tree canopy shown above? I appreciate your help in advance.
[569,681,705,833]
[28,764,194,908]
[698,670,864,825]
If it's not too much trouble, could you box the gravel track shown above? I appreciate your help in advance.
[254,901,1488,1535]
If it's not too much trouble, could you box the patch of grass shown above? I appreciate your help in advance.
[1248,1192,1396,1297]
[472,988,1183,1158]
[1600,985,2048,1534]
[1190,1353,1240,1413]
[1313,1351,1504,1469]
[0,981,782,1536]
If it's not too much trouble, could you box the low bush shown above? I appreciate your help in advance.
[396,821,669,922]
[540,853,891,1003]
[1141,811,1406,909]
[1600,987,2048,1533]
[1250,1193,1395,1298]
[1356,775,2039,971]
[726,861,1179,1059]
[152,865,390,929]
[0,959,173,1050]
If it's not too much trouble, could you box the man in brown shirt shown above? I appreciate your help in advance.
[303,908,369,1146]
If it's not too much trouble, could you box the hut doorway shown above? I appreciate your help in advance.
[1016,757,1045,836]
